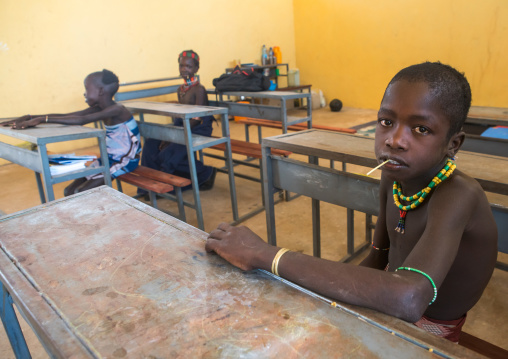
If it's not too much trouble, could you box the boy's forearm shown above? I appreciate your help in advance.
[274,250,426,322]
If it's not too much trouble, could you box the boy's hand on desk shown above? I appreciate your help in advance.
[12,116,43,129]
[206,222,276,272]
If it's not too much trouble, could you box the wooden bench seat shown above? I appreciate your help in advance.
[459,331,508,359]
[116,165,191,221]
[210,137,292,159]
[236,118,357,134]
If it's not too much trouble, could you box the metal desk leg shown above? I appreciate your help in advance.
[263,146,277,245]
[309,155,321,257]
[220,113,239,222]
[244,124,250,142]
[312,199,321,257]
[38,145,55,202]
[183,122,205,230]
[281,100,288,134]
[0,283,31,359]
[347,208,355,256]
[34,173,46,204]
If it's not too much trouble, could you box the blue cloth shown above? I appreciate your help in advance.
[481,126,508,139]
[87,117,141,180]
[140,116,214,188]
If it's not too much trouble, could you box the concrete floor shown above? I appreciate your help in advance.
[0,107,507,357]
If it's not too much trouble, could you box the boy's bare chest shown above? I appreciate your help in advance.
[385,201,429,264]
[178,87,198,104]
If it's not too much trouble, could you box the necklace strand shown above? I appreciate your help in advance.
[393,159,456,233]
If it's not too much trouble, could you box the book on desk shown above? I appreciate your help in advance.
[48,154,96,175]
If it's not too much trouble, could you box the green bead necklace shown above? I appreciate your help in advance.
[393,159,456,233]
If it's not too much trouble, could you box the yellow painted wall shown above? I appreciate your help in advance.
[293,0,508,109]
[0,0,296,162]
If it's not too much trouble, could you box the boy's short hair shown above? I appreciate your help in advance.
[87,69,120,96]
[385,62,472,138]
[178,50,200,67]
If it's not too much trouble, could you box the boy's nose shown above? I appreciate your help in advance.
[385,127,408,150]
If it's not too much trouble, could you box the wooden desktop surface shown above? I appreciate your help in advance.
[467,106,508,126]
[263,130,508,196]
[0,186,479,358]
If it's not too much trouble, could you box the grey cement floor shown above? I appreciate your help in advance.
[0,107,507,357]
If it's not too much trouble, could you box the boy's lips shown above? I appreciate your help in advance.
[379,156,408,168]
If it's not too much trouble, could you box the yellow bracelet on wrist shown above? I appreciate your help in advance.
[271,248,290,276]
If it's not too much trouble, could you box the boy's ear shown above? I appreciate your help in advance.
[447,130,465,158]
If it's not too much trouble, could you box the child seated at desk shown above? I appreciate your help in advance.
[140,50,216,192]
[206,62,498,342]
[8,69,141,195]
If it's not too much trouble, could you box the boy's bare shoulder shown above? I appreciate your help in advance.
[448,169,486,199]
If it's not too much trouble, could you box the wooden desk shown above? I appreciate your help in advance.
[121,101,238,230]
[0,186,481,358]
[261,130,508,259]
[0,124,111,203]
[467,106,508,127]
[209,90,312,140]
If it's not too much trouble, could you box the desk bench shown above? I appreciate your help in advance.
[237,117,357,143]
[0,186,486,358]
[121,102,238,231]
[116,165,191,221]
[204,138,292,223]
[262,130,508,268]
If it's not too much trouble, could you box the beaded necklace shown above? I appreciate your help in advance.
[393,159,456,233]
[179,76,199,98]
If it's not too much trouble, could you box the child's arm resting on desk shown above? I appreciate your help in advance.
[12,104,123,129]
[206,224,429,322]
[5,107,100,128]
[206,174,485,323]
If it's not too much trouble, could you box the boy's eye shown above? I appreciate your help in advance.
[414,126,429,134]
[378,118,392,127]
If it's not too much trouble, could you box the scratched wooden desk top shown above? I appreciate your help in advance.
[467,106,508,126]
[0,187,480,358]
[263,129,508,196]
[0,123,105,145]
[121,100,228,118]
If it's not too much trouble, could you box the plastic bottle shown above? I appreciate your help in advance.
[268,47,274,65]
[261,45,267,65]
[273,46,281,64]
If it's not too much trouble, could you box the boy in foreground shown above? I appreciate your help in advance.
[206,62,498,342]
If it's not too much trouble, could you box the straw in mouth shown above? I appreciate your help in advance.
[366,159,390,176]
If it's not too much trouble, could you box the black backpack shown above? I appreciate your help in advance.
[213,66,270,92]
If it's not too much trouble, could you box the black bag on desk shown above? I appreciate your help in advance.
[213,66,270,92]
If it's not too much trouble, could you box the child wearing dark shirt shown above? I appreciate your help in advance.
[141,50,216,191]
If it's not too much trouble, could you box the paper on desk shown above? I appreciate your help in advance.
[48,154,97,164]
[48,154,97,175]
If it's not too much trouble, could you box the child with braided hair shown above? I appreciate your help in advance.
[206,62,498,343]
[8,69,141,195]
[140,49,216,191]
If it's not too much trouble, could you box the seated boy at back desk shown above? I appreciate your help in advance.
[206,62,498,342]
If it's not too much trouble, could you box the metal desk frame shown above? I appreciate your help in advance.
[0,186,483,358]
[210,90,312,139]
[262,130,508,262]
[0,124,111,203]
[121,101,238,230]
